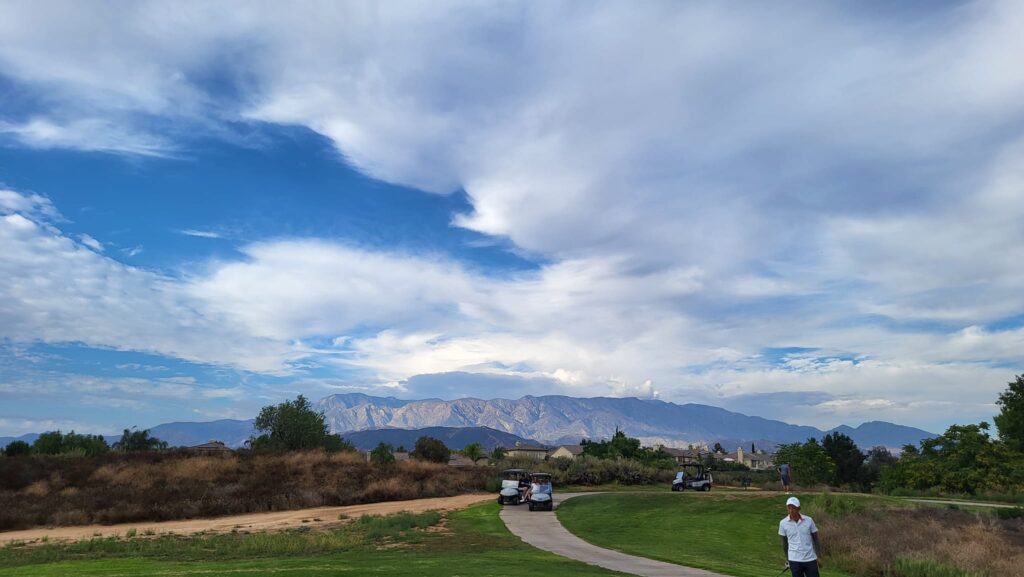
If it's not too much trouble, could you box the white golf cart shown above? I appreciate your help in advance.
[526,472,554,511]
[671,463,713,492]
[497,468,529,505]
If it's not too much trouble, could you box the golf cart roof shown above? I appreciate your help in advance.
[679,463,705,470]
[502,468,528,474]
[530,472,553,479]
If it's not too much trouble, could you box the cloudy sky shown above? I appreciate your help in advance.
[1,1,1022,436]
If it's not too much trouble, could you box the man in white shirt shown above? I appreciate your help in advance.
[778,497,822,577]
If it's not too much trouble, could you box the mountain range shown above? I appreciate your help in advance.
[1,393,935,451]
[314,393,934,450]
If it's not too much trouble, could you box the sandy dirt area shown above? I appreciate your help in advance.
[0,493,494,544]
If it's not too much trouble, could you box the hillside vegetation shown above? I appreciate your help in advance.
[0,451,488,531]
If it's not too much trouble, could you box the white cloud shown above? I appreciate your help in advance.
[0,118,174,157]
[178,229,223,239]
[0,4,1023,431]
[79,234,103,252]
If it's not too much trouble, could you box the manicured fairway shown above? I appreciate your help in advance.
[557,493,869,577]
[0,504,626,577]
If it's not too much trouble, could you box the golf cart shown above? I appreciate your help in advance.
[497,468,529,505]
[671,463,713,492]
[526,472,554,511]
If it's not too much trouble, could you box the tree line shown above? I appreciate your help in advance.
[2,428,168,457]
[774,374,1024,495]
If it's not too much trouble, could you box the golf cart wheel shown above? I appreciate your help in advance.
[529,502,535,511]
[513,496,520,505]
[703,484,711,492]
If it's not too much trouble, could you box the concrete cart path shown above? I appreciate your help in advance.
[500,492,728,577]
[905,498,1018,509]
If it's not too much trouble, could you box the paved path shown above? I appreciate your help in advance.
[905,498,1018,509]
[500,492,727,577]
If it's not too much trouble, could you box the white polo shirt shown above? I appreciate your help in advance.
[778,514,818,562]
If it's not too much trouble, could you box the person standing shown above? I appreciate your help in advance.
[779,462,792,493]
[778,496,822,577]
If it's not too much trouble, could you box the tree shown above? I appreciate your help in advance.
[370,442,396,465]
[774,438,836,486]
[862,445,898,488]
[713,442,725,454]
[249,395,351,452]
[461,442,485,462]
[490,446,507,461]
[412,436,451,463]
[881,422,1020,495]
[113,428,168,452]
[32,431,66,455]
[822,432,865,486]
[3,440,31,457]
[994,374,1024,452]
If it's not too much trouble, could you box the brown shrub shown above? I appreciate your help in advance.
[20,480,49,498]
[0,451,489,530]
[824,507,1024,577]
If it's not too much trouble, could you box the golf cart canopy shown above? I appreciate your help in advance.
[502,468,528,478]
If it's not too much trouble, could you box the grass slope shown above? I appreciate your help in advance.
[557,493,865,577]
[0,504,625,577]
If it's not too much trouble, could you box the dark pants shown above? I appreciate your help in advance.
[790,560,820,577]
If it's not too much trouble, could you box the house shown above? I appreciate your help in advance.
[505,441,549,460]
[548,444,584,459]
[721,447,774,470]
[660,447,701,465]
[189,440,232,453]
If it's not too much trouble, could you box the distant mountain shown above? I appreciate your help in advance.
[1,394,937,453]
[314,393,936,450]
[339,426,537,451]
[825,421,933,449]
[0,433,39,448]
[146,419,256,448]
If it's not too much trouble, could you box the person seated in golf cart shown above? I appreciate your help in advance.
[525,473,552,500]
[498,468,530,505]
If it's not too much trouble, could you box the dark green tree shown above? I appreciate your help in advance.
[249,395,351,452]
[994,374,1024,452]
[490,446,507,461]
[3,440,31,457]
[881,422,1019,494]
[773,438,836,486]
[411,436,450,463]
[370,442,396,465]
[461,442,485,462]
[113,428,168,452]
[713,442,725,454]
[862,445,898,488]
[32,430,66,455]
[822,432,865,486]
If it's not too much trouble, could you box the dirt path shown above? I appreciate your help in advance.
[0,493,493,545]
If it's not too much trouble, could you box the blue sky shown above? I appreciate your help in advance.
[1,1,1023,436]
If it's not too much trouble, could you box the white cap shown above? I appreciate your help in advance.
[786,496,801,508]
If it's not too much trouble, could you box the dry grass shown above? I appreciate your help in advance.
[824,506,1024,577]
[0,451,489,530]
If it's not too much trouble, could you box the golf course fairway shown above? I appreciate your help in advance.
[556,493,863,577]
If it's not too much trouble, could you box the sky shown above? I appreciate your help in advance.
[1,1,1023,437]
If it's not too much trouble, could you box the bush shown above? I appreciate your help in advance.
[3,440,31,457]
[0,450,488,530]
[411,437,450,464]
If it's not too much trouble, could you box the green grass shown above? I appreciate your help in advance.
[0,505,626,577]
[557,492,880,577]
